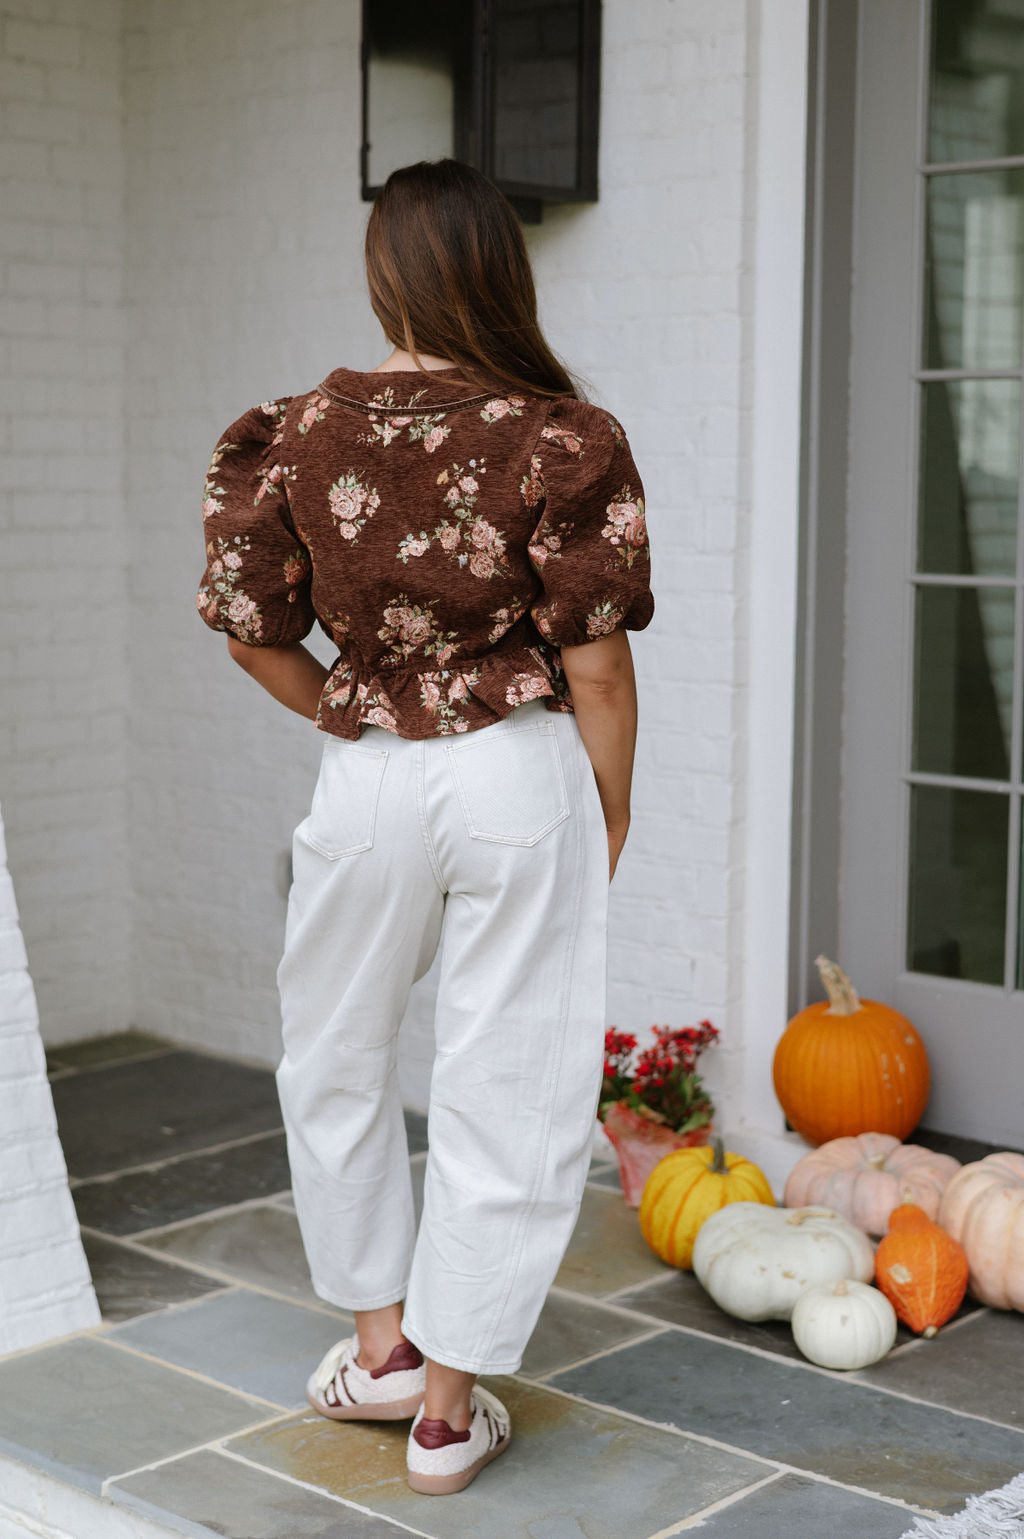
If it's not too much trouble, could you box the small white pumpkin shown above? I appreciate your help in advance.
[790,1278,897,1370]
[692,1202,875,1321]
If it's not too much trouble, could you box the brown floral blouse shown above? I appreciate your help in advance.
[196,365,655,740]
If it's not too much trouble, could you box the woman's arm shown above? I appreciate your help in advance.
[558,630,638,882]
[226,637,330,722]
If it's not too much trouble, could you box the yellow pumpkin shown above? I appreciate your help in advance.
[638,1137,775,1269]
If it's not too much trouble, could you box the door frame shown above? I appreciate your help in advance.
[790,0,1024,1145]
[787,0,860,1014]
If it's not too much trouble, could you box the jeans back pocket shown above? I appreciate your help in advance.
[306,739,389,859]
[445,722,570,846]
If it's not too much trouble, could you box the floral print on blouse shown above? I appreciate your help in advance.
[196,366,655,740]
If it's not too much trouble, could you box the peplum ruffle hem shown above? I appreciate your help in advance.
[314,640,575,741]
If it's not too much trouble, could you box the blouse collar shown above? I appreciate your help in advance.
[317,365,495,415]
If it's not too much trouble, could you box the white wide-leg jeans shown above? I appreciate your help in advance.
[275,696,611,1375]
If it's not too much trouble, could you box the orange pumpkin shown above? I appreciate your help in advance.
[772,957,930,1145]
[874,1201,968,1336]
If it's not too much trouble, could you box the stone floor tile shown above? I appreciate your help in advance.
[687,1472,915,1538]
[72,1133,293,1236]
[549,1330,1024,1512]
[403,1108,429,1155]
[81,1231,227,1322]
[411,1153,426,1221]
[609,1273,980,1361]
[585,1164,624,1191]
[856,1309,1024,1427]
[52,1050,283,1179]
[553,1185,675,1297]
[45,1030,173,1074]
[136,1204,347,1313]
[109,1288,353,1409]
[111,1448,413,1538]
[519,1290,659,1379]
[226,1375,766,1539]
[611,1273,809,1360]
[0,1337,271,1495]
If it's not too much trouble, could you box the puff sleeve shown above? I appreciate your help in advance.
[525,397,655,648]
[196,396,315,646]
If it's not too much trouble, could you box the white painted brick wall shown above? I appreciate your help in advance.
[3,0,786,1141]
[122,0,370,1072]
[0,0,130,1044]
[525,0,757,1128]
[122,0,764,1123]
[0,803,100,1354]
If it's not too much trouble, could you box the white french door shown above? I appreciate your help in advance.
[841,0,1024,1144]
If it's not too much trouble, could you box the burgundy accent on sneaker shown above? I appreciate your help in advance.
[306,1334,425,1422]
[369,1340,425,1379]
[413,1417,472,1450]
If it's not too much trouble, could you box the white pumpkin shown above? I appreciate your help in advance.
[790,1278,897,1370]
[692,1202,875,1321]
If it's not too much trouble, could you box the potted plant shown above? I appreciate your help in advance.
[599,1021,719,1207]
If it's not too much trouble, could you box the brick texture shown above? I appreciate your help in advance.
[0,804,100,1353]
[0,0,130,1045]
[3,0,769,1131]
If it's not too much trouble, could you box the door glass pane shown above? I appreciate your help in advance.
[492,0,581,190]
[929,0,1024,164]
[918,379,1020,575]
[908,784,1008,984]
[913,585,1015,778]
[923,169,1024,369]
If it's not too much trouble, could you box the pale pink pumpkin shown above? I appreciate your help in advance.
[784,1133,961,1236]
[938,1152,1024,1311]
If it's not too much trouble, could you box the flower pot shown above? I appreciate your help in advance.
[600,1101,713,1208]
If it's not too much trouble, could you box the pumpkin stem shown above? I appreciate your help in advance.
[923,1325,937,1339]
[834,1279,849,1296]
[814,955,861,1015]
[709,1136,728,1174]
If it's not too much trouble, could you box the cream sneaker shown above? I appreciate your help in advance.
[406,1385,511,1494]
[306,1335,425,1421]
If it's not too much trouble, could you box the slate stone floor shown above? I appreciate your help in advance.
[1,1031,1022,1538]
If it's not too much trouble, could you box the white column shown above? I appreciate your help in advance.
[0,803,100,1355]
[736,0,815,1188]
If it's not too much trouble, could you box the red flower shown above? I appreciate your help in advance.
[597,1018,720,1135]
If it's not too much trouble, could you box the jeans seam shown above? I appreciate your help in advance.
[415,739,449,894]
[474,716,586,1365]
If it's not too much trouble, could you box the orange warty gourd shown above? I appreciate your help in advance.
[874,1200,968,1337]
[772,956,930,1146]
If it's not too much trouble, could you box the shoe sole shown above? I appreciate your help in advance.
[407,1433,511,1495]
[306,1383,425,1421]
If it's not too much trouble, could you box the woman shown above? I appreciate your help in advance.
[196,158,654,1495]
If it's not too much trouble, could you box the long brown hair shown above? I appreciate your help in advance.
[365,159,585,401]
